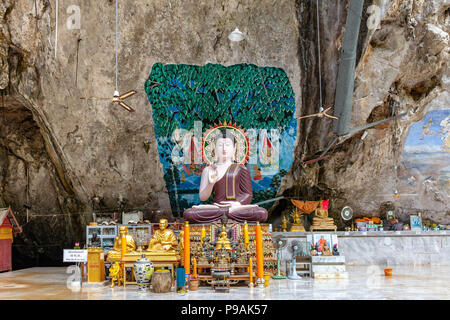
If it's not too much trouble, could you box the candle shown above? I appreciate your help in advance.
[121,233,126,260]
[249,257,253,285]
[255,222,264,282]
[192,258,197,278]
[184,221,190,275]
[244,221,249,249]
[200,225,206,247]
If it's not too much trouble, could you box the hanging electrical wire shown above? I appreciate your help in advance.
[55,0,58,59]
[115,0,119,92]
[79,0,137,112]
[316,0,323,113]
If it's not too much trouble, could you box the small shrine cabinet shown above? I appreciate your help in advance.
[0,207,22,272]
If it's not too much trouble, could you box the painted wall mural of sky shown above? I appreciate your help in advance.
[402,109,450,196]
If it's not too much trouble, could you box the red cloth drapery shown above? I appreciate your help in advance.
[321,200,329,210]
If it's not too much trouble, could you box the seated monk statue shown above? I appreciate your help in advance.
[146,219,177,252]
[322,242,332,256]
[107,225,137,261]
[183,129,268,224]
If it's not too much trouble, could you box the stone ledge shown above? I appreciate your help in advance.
[311,256,346,263]
[273,230,449,238]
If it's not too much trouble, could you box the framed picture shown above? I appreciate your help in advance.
[410,215,422,231]
[313,233,334,252]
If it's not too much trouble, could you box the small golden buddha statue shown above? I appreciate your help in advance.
[282,214,288,232]
[310,200,337,232]
[290,208,305,232]
[217,247,231,268]
[106,225,137,261]
[146,219,178,253]
[316,203,328,218]
[215,225,232,250]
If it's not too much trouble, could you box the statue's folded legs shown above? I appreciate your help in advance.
[182,128,268,225]
[184,206,267,224]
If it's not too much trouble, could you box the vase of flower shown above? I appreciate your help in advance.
[133,254,154,292]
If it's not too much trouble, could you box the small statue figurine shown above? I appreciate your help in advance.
[236,242,248,265]
[215,247,230,268]
[290,208,306,232]
[198,241,209,265]
[215,225,232,250]
[282,214,288,232]
[322,242,332,256]
[90,232,101,247]
[147,219,178,252]
[109,262,123,288]
[332,244,340,256]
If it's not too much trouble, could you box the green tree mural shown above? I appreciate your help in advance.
[145,63,297,215]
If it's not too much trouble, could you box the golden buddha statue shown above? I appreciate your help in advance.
[310,200,337,232]
[146,219,178,253]
[215,225,232,250]
[106,225,137,261]
[215,247,231,268]
[290,208,306,232]
[282,214,288,232]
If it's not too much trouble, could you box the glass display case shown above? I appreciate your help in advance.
[86,225,118,253]
[125,224,152,251]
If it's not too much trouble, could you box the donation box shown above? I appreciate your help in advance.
[87,247,105,282]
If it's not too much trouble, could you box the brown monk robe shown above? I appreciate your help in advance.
[183,163,268,224]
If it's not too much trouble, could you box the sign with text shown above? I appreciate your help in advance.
[63,249,87,263]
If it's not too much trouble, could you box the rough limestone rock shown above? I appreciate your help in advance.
[0,0,301,266]
[279,0,449,228]
[0,0,448,266]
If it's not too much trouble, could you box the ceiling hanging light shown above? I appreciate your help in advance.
[228,27,245,42]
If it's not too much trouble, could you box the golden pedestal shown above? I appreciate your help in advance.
[310,217,337,232]
[289,224,306,232]
[107,251,181,262]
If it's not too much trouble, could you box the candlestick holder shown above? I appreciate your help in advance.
[256,277,265,288]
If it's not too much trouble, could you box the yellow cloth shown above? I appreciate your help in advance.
[354,217,381,224]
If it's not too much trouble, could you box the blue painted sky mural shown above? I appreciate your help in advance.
[402,109,450,195]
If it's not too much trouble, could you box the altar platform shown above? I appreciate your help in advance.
[274,230,450,272]
[0,265,449,299]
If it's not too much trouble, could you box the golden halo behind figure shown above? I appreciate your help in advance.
[202,121,250,165]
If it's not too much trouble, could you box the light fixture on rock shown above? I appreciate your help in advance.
[228,27,245,42]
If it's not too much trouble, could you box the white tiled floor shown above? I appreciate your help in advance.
[0,265,449,300]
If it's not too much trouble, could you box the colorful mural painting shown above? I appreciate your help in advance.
[145,63,297,216]
[402,109,450,196]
